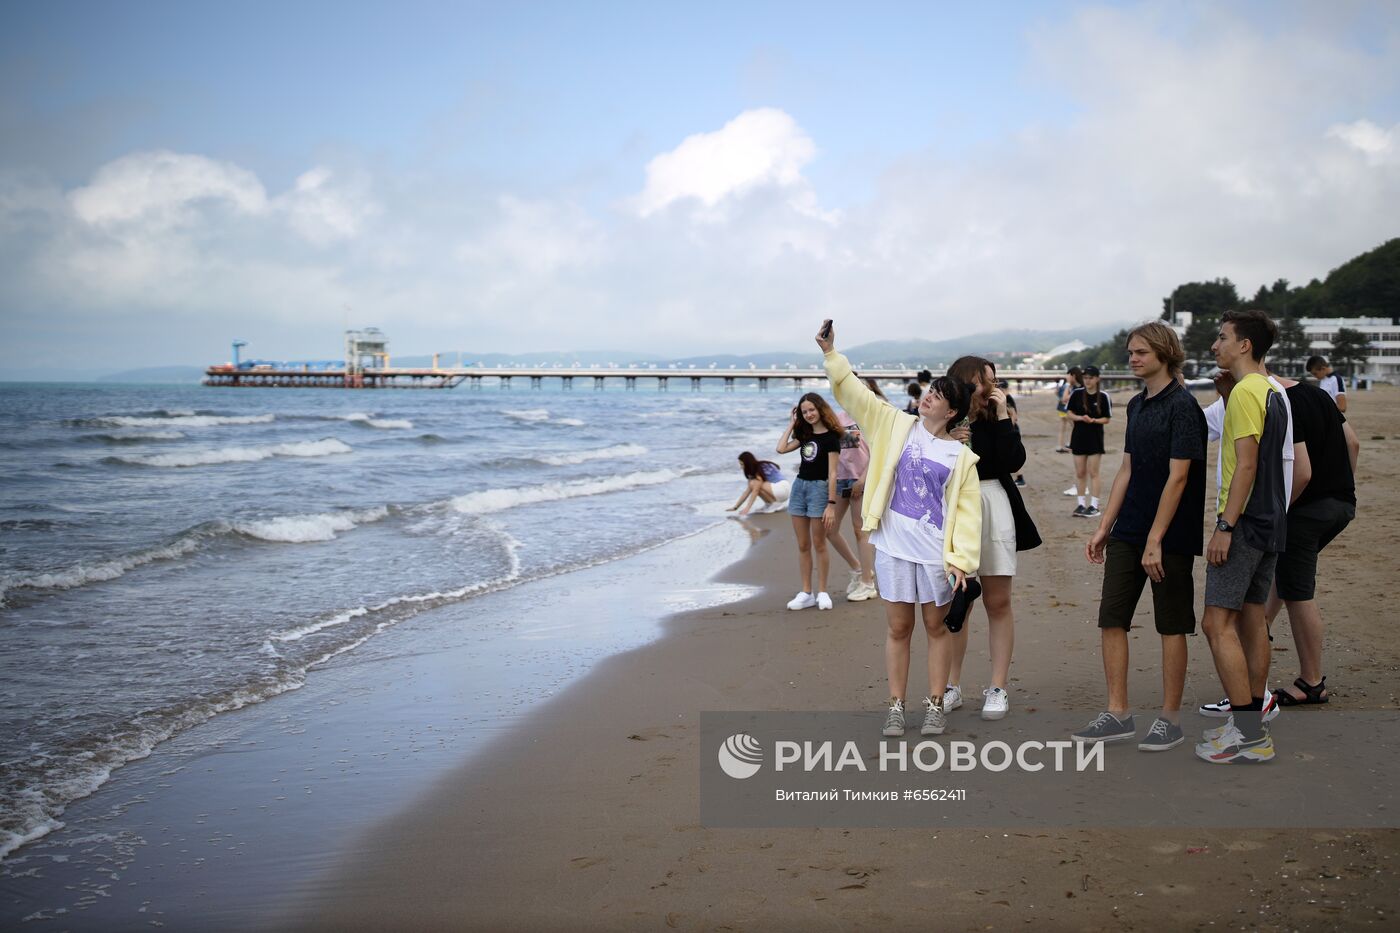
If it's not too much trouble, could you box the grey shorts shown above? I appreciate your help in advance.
[874,548,952,607]
[1204,535,1278,611]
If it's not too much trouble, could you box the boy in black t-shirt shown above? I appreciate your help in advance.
[1263,377,1356,707]
[1067,366,1112,517]
[1080,324,1206,751]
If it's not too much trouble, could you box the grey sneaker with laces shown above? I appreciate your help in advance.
[882,698,906,737]
[1138,717,1184,751]
[1071,711,1135,743]
[920,696,946,736]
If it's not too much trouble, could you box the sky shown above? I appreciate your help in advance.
[1,0,1398,375]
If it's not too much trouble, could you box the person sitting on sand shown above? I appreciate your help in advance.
[777,393,844,611]
[818,322,982,738]
[726,452,791,516]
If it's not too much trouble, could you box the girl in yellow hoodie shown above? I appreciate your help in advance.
[816,322,982,738]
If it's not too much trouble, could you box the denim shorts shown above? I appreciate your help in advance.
[787,477,830,518]
[836,478,857,498]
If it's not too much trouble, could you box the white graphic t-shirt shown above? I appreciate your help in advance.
[870,424,964,565]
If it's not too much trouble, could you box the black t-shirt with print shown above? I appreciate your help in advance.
[797,429,841,482]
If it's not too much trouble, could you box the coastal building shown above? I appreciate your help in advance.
[1300,317,1400,383]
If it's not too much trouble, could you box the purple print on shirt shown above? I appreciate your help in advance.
[888,444,950,528]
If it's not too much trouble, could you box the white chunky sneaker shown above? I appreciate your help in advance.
[942,684,963,712]
[787,591,817,610]
[816,592,834,610]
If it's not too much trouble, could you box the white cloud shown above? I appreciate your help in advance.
[276,166,379,245]
[631,107,830,221]
[68,150,268,228]
[1326,119,1400,165]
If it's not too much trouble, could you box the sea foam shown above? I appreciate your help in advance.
[450,468,687,515]
[538,443,647,466]
[114,438,352,468]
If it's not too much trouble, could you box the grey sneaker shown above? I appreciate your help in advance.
[1138,717,1184,752]
[882,698,906,737]
[1071,711,1136,743]
[920,696,946,736]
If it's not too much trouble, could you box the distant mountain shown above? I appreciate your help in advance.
[96,366,207,385]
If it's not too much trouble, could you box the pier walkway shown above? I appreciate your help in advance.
[205,365,1143,391]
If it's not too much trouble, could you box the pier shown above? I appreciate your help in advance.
[204,364,1144,390]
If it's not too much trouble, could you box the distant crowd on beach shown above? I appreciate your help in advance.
[729,314,1357,764]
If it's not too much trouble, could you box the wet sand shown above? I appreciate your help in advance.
[291,385,1400,931]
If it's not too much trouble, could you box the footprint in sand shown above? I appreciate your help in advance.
[1224,840,1265,852]
[1150,842,1184,855]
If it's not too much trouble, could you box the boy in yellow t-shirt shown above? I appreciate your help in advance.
[1198,311,1288,765]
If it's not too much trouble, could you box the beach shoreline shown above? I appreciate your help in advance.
[0,520,761,928]
[290,387,1400,932]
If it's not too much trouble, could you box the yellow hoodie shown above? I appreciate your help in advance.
[824,350,983,575]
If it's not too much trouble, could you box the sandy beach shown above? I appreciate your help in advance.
[284,385,1400,932]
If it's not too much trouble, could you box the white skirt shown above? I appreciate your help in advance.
[978,479,1018,577]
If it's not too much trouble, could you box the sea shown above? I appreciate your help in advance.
[0,378,820,861]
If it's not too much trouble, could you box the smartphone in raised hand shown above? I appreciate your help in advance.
[820,319,833,339]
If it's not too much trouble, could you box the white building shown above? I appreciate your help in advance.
[1301,317,1400,383]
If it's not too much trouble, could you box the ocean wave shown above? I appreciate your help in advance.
[502,408,585,427]
[0,503,387,604]
[77,431,187,444]
[110,438,352,468]
[338,413,414,430]
[538,443,648,466]
[0,533,209,605]
[271,524,524,643]
[232,506,390,543]
[416,433,446,444]
[74,414,276,428]
[449,468,689,515]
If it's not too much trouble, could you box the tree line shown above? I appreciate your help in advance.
[1050,237,1398,375]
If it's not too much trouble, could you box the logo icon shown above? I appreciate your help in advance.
[717,733,763,779]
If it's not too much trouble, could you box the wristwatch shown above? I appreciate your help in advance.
[1216,518,1234,533]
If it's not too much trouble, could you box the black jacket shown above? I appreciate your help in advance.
[969,418,1042,552]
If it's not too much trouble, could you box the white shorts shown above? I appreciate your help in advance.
[769,479,791,502]
[978,479,1017,577]
[874,548,952,607]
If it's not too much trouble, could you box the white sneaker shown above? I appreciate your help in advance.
[1063,486,1079,496]
[845,570,862,596]
[981,686,1009,720]
[847,581,877,602]
[942,684,963,711]
[787,591,817,610]
[816,592,834,610]
[921,696,946,735]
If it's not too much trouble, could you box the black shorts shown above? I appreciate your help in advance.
[1098,538,1197,635]
[1275,497,1355,602]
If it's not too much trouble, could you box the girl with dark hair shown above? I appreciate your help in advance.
[726,451,790,516]
[777,392,845,610]
[817,324,983,738]
[944,355,1042,722]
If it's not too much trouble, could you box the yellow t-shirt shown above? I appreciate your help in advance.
[1218,372,1275,515]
